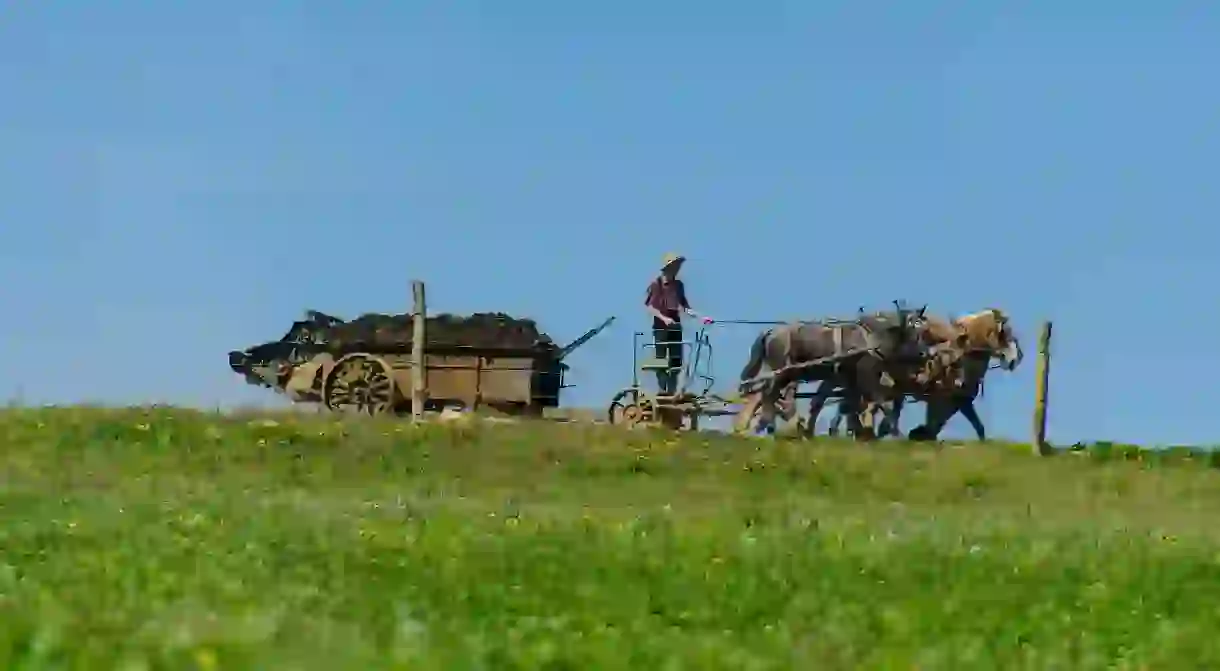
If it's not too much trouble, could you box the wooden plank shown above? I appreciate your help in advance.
[422,355,480,405]
[478,356,536,403]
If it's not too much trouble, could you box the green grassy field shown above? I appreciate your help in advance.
[3,407,1220,669]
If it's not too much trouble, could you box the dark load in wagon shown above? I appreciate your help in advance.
[228,309,614,416]
[312,311,557,352]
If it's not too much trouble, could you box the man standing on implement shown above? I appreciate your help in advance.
[644,253,713,395]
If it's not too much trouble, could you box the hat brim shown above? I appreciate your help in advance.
[661,256,686,270]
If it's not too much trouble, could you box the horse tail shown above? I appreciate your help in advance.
[740,329,770,382]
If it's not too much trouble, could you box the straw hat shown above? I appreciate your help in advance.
[661,252,686,271]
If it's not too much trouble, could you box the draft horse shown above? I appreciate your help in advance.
[734,305,928,439]
[904,308,1023,441]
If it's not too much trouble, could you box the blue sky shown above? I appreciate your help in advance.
[2,2,1218,445]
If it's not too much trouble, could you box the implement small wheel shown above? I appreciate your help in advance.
[607,388,659,429]
[323,353,397,415]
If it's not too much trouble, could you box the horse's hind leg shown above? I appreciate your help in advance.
[881,390,908,438]
[827,409,843,437]
[733,391,764,434]
[751,380,783,436]
[855,404,878,441]
[887,394,905,437]
[831,394,857,438]
[848,358,891,442]
[802,379,836,438]
[777,382,798,431]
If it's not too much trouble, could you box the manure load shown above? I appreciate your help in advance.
[313,311,556,352]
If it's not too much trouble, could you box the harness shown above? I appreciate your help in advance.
[740,311,920,395]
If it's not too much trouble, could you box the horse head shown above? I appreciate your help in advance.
[954,308,1022,371]
[857,302,929,362]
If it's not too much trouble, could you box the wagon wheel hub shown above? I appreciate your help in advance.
[629,399,658,428]
[324,355,396,416]
[622,404,644,426]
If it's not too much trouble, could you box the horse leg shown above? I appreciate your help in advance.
[874,399,901,440]
[855,403,878,442]
[911,393,956,441]
[754,379,784,436]
[827,391,853,437]
[733,391,763,434]
[803,378,836,438]
[959,398,986,441]
[879,392,905,438]
[777,382,798,432]
[845,402,865,439]
[830,375,862,438]
[851,389,880,442]
[830,385,861,438]
[850,358,894,442]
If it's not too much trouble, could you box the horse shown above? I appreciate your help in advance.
[903,308,1023,441]
[734,304,928,439]
[809,308,1021,440]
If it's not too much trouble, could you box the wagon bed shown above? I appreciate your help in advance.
[316,342,569,416]
[229,312,615,417]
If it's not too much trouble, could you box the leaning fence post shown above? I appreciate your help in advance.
[411,280,427,422]
[1031,320,1053,455]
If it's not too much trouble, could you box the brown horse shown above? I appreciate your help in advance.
[734,306,927,438]
[817,308,1022,440]
[903,308,1023,441]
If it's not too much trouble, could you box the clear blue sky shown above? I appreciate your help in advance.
[2,2,1217,445]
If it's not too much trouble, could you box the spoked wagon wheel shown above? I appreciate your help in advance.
[607,388,659,429]
[323,353,398,416]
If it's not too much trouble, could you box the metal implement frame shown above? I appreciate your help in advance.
[607,325,749,431]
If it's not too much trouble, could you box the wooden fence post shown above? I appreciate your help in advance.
[411,280,427,422]
[1031,320,1053,455]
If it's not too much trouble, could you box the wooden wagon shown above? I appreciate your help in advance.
[238,315,615,417]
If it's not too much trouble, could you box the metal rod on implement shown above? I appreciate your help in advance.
[711,319,820,326]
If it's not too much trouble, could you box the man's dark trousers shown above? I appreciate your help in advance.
[652,324,683,395]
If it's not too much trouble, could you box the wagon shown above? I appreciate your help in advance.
[229,313,615,417]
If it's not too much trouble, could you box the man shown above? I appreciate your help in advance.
[644,253,713,395]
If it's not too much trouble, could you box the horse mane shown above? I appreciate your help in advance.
[919,315,961,345]
[953,309,1005,349]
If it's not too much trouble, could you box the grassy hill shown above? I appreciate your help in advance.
[2,407,1220,669]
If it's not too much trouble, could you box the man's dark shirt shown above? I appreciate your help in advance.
[645,276,689,329]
